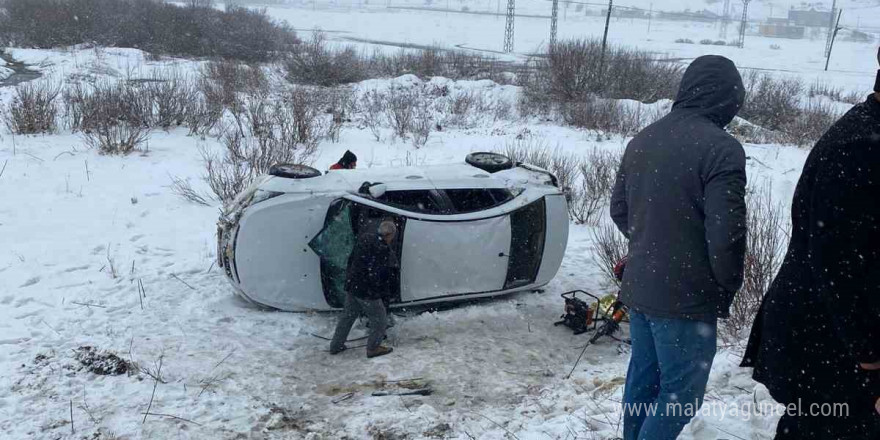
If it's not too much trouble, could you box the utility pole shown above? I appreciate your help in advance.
[738,0,751,48]
[647,3,653,34]
[504,0,515,52]
[550,0,559,47]
[598,0,612,88]
[719,0,731,39]
[825,9,842,71]
[825,0,838,57]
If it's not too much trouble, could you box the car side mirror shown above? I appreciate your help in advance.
[368,183,387,198]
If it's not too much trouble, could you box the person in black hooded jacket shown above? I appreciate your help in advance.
[611,55,747,440]
[741,51,880,439]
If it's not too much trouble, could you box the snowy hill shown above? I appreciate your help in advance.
[1,1,877,437]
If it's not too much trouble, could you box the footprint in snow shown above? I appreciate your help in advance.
[130,234,145,242]
[19,277,40,288]
[91,245,106,255]
[0,295,13,305]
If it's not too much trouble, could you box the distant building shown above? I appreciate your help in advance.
[759,22,806,39]
[788,8,832,27]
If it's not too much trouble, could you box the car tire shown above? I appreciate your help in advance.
[465,152,514,173]
[268,163,322,179]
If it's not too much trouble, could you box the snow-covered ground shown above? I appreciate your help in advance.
[1,2,873,436]
[264,0,879,93]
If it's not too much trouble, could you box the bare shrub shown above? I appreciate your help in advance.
[385,90,416,140]
[2,81,60,134]
[781,99,839,148]
[279,87,331,148]
[591,222,629,287]
[501,139,578,191]
[737,71,844,147]
[64,80,152,134]
[199,60,268,116]
[205,88,326,203]
[740,70,804,131]
[324,88,355,143]
[409,100,433,148]
[169,175,213,206]
[83,122,150,155]
[808,81,863,105]
[203,148,252,204]
[358,89,386,141]
[144,70,198,130]
[568,148,621,225]
[726,183,789,338]
[562,98,646,136]
[286,31,368,86]
[520,39,682,107]
[370,47,507,83]
[0,0,297,62]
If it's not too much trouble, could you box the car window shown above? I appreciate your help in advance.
[445,188,514,213]
[378,190,445,214]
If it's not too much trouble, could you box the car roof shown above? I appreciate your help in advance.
[263,163,516,194]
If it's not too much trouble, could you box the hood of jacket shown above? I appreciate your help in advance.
[672,55,745,128]
[339,150,358,167]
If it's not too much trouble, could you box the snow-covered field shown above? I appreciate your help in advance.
[1,3,876,438]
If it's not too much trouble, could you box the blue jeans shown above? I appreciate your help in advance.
[623,311,717,440]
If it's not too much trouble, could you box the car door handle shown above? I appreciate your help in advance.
[498,252,510,258]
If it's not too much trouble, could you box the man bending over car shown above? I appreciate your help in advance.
[329,219,397,358]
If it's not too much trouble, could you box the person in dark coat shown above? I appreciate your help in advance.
[329,150,357,170]
[610,55,747,440]
[741,54,880,439]
[329,219,396,358]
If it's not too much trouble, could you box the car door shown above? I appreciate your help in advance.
[399,188,515,302]
[399,216,512,301]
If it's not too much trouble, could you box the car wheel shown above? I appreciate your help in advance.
[268,163,322,179]
[465,152,513,173]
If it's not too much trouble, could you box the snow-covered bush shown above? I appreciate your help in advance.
[735,71,845,147]
[502,139,578,191]
[568,148,621,226]
[66,81,148,132]
[205,87,329,203]
[520,39,682,106]
[0,0,297,62]
[385,90,417,140]
[144,70,198,130]
[808,80,862,105]
[502,141,620,226]
[591,222,629,288]
[561,97,644,136]
[738,71,846,147]
[781,99,839,148]
[740,70,804,132]
[726,183,789,339]
[357,89,386,141]
[286,32,509,87]
[286,31,370,87]
[82,121,150,155]
[2,81,60,135]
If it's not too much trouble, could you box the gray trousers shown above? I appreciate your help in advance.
[330,292,387,352]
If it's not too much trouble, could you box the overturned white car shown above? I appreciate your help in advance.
[217,152,569,311]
